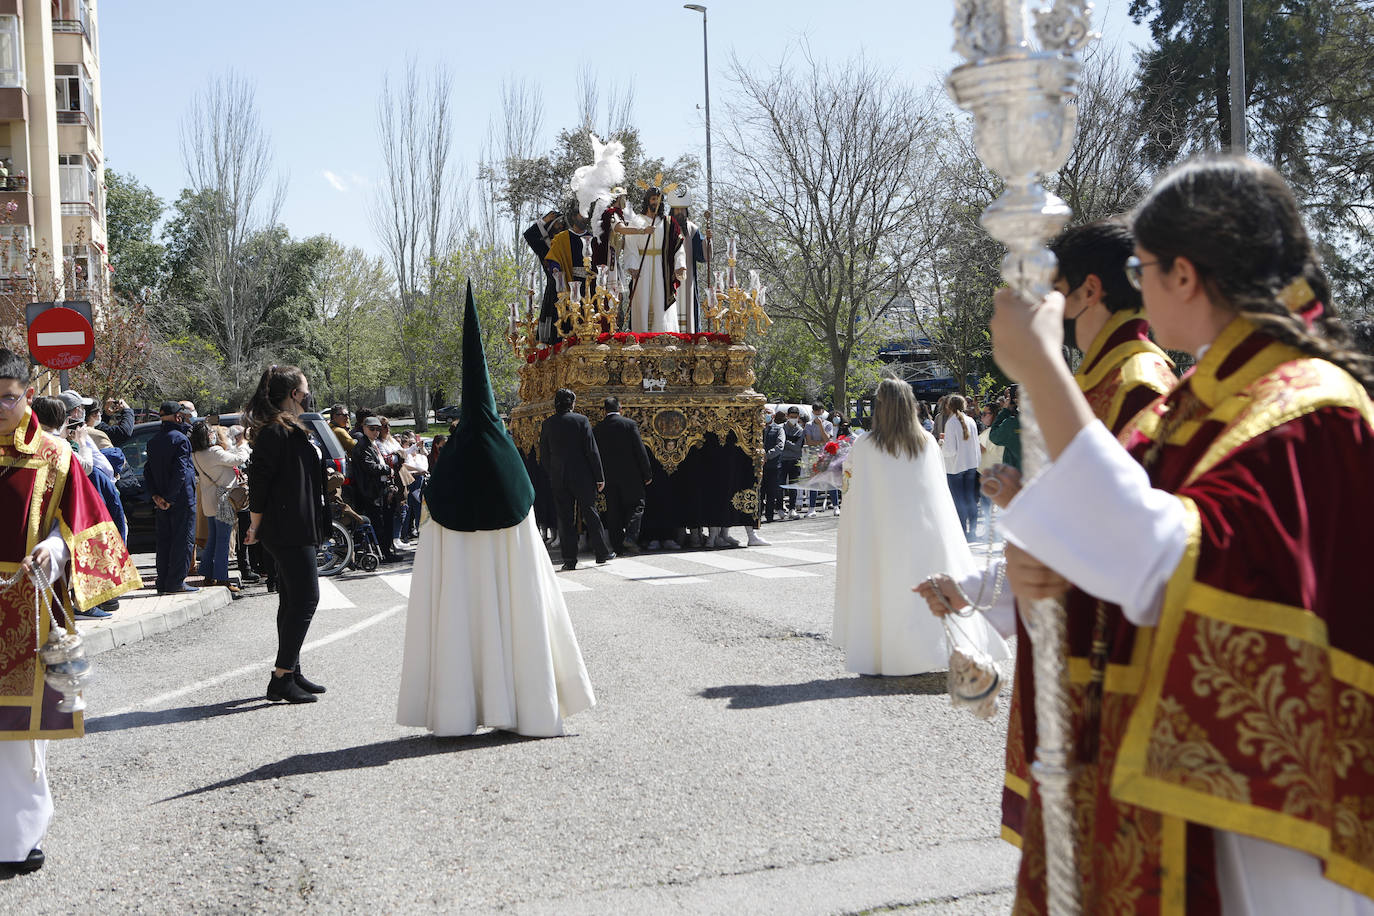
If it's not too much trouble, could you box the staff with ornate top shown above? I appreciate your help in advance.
[946,2,1094,914]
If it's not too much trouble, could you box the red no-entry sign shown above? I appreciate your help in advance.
[27,306,94,370]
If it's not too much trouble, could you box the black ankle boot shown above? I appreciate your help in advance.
[293,665,326,694]
[266,671,317,704]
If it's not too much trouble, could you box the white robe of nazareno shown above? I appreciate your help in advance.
[626,216,684,333]
[396,510,595,737]
[832,432,1009,675]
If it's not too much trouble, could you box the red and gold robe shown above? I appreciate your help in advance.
[1018,316,1374,913]
[1,405,140,739]
[1004,309,1176,911]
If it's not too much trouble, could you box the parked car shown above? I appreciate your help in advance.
[117,411,347,552]
[434,404,462,422]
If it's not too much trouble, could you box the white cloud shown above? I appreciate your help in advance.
[322,170,348,192]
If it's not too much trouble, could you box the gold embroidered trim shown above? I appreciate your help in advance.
[1074,309,1171,392]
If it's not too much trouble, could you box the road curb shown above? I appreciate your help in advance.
[79,587,234,657]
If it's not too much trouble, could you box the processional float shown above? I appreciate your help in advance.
[947,1,1094,914]
[507,246,771,532]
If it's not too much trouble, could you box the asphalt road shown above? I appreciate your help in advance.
[0,516,1018,914]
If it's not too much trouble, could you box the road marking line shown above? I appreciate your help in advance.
[739,566,817,579]
[597,557,706,585]
[315,577,354,610]
[746,546,837,564]
[379,573,411,597]
[669,551,817,580]
[557,578,590,592]
[98,603,405,718]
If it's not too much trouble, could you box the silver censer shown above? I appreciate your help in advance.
[947,3,1095,915]
[40,622,91,713]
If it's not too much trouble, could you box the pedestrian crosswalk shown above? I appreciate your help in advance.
[555,536,836,592]
[315,537,838,604]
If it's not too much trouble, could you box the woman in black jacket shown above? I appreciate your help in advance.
[243,365,329,704]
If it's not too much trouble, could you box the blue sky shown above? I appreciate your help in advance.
[101,1,1152,257]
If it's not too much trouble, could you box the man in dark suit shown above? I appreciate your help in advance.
[539,388,613,571]
[145,400,198,594]
[594,396,652,556]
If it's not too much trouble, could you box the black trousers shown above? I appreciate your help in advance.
[553,481,611,564]
[380,497,398,556]
[236,510,264,575]
[602,483,645,550]
[262,542,319,671]
[761,463,782,521]
[360,501,391,560]
[780,459,802,511]
[154,499,195,593]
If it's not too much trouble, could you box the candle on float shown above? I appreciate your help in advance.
[757,286,767,310]
[749,269,760,291]
[727,237,737,260]
[570,281,581,303]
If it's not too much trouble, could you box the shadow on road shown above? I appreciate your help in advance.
[86,697,276,733]
[700,672,947,709]
[159,731,539,802]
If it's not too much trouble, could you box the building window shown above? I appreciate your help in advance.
[0,16,21,88]
[59,153,84,203]
[63,243,93,294]
[54,63,92,122]
[0,226,29,278]
[53,0,93,44]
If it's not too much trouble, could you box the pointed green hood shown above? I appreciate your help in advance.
[424,280,534,531]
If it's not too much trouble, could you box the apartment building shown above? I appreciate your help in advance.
[0,0,104,300]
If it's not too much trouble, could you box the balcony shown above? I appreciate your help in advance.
[57,109,90,126]
[0,87,25,122]
[61,200,98,219]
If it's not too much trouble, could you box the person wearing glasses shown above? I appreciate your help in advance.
[0,348,139,875]
[926,158,1374,911]
[925,219,1179,890]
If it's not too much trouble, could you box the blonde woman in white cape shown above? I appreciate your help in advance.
[833,378,1008,675]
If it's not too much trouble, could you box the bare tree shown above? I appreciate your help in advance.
[721,48,942,410]
[481,76,546,265]
[370,60,461,429]
[178,72,288,388]
[1053,46,1154,223]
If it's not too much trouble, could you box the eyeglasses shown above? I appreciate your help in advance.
[1124,256,1162,291]
[0,393,22,410]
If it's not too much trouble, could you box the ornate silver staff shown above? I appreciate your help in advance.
[947,3,1094,914]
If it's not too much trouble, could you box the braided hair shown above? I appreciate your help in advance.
[1132,156,1374,397]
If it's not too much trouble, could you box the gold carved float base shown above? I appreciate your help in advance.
[510,336,765,516]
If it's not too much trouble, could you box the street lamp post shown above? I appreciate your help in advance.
[1229,0,1247,152]
[684,4,712,235]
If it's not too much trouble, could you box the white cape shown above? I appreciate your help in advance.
[833,433,1009,675]
[396,510,596,737]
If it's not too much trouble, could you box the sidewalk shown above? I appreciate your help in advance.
[76,552,234,657]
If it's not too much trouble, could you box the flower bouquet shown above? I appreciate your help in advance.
[798,436,853,491]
